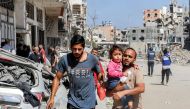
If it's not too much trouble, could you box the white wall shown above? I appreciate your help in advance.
[15,0,26,29]
[70,0,82,5]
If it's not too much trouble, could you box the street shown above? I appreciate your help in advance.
[95,59,190,109]
[53,59,190,109]
[0,0,190,109]
[142,61,190,109]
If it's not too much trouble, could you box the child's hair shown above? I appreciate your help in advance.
[109,45,123,59]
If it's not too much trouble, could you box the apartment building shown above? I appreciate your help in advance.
[144,9,161,27]
[44,0,72,48]
[15,0,46,47]
[123,26,169,57]
[92,24,114,42]
[15,0,73,49]
[70,0,87,37]
[0,0,15,48]
[144,0,187,48]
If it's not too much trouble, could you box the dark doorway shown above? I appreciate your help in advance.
[39,30,44,46]
[31,25,36,46]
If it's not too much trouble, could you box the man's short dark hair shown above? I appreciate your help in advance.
[92,47,98,51]
[125,47,137,59]
[70,35,85,48]
[163,49,168,55]
[149,47,153,51]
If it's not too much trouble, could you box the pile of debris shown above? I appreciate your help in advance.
[170,48,190,65]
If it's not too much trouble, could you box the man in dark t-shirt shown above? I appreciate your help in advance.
[47,35,104,109]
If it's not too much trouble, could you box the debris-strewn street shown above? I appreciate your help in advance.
[171,48,190,65]
[0,0,189,108]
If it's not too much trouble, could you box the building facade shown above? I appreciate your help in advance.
[70,0,87,37]
[14,0,74,51]
[15,0,46,48]
[0,0,15,48]
[144,0,188,48]
[123,26,169,57]
[92,24,114,42]
[144,9,161,27]
[44,0,72,49]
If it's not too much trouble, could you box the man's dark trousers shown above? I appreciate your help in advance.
[148,61,154,76]
[161,69,170,84]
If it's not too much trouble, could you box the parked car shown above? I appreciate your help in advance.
[0,48,52,108]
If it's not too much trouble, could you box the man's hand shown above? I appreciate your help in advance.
[46,71,63,109]
[133,64,139,70]
[46,98,54,109]
[98,72,104,83]
[113,91,125,101]
[123,72,128,77]
[52,64,55,67]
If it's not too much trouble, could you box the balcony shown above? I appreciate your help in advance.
[72,4,81,16]
[43,0,66,16]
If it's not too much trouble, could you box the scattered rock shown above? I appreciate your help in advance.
[171,49,190,65]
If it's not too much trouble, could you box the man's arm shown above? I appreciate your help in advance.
[52,55,58,67]
[97,62,105,82]
[47,71,64,109]
[113,68,145,100]
[113,83,145,100]
[97,71,103,82]
[49,71,63,99]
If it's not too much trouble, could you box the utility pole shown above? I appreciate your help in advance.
[92,15,97,28]
[90,11,97,48]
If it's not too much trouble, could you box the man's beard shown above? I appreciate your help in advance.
[123,62,132,67]
[73,52,83,60]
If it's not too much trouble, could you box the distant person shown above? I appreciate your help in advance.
[91,48,105,61]
[23,45,31,58]
[91,48,99,58]
[147,47,155,76]
[106,45,133,109]
[28,46,44,63]
[2,39,14,53]
[39,44,47,64]
[166,50,172,76]
[1,41,6,47]
[16,43,23,56]
[49,47,58,73]
[161,49,172,85]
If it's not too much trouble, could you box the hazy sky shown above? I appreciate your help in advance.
[87,0,188,29]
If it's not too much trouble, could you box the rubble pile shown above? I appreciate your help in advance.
[0,63,34,85]
[171,49,190,65]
